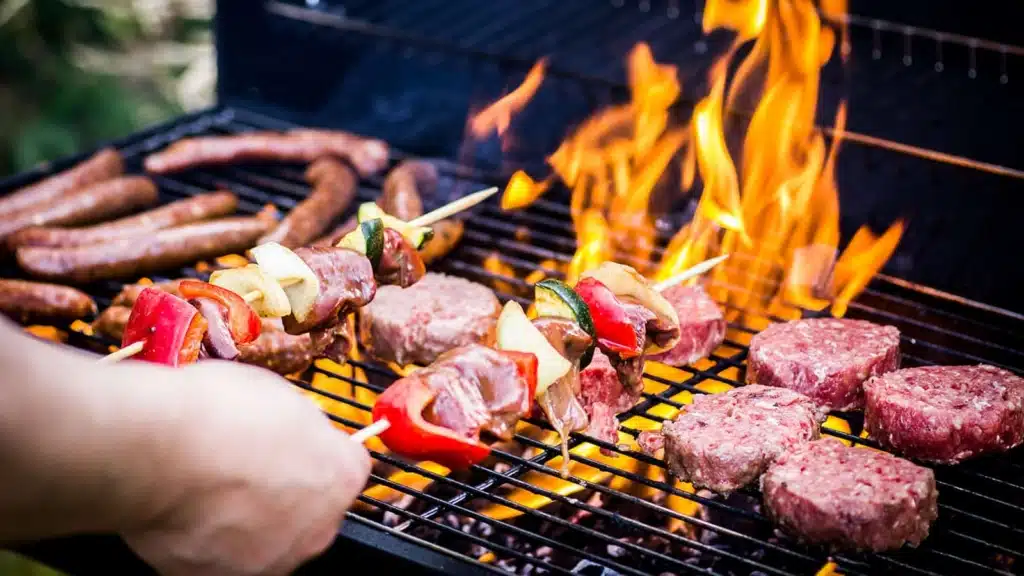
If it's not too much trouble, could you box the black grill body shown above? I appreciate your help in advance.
[3,1,1024,575]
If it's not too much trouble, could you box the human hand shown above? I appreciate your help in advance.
[122,360,371,576]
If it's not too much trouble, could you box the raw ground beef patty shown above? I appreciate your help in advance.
[864,364,1024,463]
[358,273,500,366]
[648,284,727,367]
[761,438,938,552]
[746,318,901,411]
[636,384,825,494]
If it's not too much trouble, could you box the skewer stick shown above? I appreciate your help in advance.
[350,419,391,444]
[653,254,729,292]
[97,341,145,363]
[407,187,498,227]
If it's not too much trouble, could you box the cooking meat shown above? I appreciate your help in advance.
[381,159,438,221]
[0,278,97,324]
[761,438,938,552]
[309,318,355,364]
[637,385,825,494]
[374,228,426,288]
[746,318,901,411]
[111,279,185,307]
[1,176,159,245]
[532,316,594,468]
[0,148,123,217]
[190,297,239,361]
[237,319,314,376]
[142,129,389,177]
[579,349,639,445]
[864,364,1024,463]
[16,214,274,284]
[420,219,464,265]
[648,284,726,366]
[9,191,238,249]
[358,273,500,366]
[258,158,357,248]
[417,343,533,441]
[91,305,132,341]
[281,246,376,335]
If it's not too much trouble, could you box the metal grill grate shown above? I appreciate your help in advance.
[1,106,1021,576]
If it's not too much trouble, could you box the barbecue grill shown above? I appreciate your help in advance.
[4,1,1023,575]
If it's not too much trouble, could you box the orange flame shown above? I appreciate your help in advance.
[470,59,547,139]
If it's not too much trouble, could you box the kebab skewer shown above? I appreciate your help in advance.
[368,256,728,470]
[99,188,497,363]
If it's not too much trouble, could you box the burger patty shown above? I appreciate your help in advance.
[648,284,726,366]
[864,364,1024,464]
[637,384,825,494]
[761,438,938,552]
[746,318,901,411]
[358,272,500,366]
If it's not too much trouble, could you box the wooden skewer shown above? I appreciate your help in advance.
[362,254,730,442]
[349,419,391,444]
[653,254,729,292]
[407,187,498,227]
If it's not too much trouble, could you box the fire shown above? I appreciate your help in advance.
[470,58,547,139]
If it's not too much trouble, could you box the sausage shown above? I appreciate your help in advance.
[309,159,437,247]
[420,219,464,265]
[381,159,437,220]
[0,176,159,246]
[0,148,123,218]
[258,158,358,248]
[0,278,97,324]
[16,215,275,284]
[9,190,238,249]
[143,129,389,177]
[91,305,131,340]
[238,319,314,376]
[111,279,184,307]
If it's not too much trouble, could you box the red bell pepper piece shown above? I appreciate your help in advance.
[372,377,492,470]
[502,350,539,402]
[122,288,208,367]
[178,279,261,344]
[573,277,643,358]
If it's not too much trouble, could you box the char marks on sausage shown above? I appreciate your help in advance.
[16,215,274,284]
[0,148,123,217]
[258,158,357,249]
[9,190,238,249]
[0,278,97,324]
[142,130,389,177]
[1,176,159,245]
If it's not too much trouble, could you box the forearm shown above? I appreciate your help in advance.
[0,318,186,542]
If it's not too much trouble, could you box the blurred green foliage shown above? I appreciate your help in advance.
[1,0,214,176]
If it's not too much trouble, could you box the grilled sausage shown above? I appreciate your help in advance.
[111,279,184,307]
[420,219,465,265]
[9,190,238,249]
[0,149,123,218]
[0,176,159,246]
[0,278,97,324]
[143,129,389,177]
[16,214,275,283]
[91,305,131,340]
[381,160,437,220]
[258,158,358,249]
[310,160,437,247]
[238,319,314,376]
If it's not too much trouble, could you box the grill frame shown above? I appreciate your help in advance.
[2,105,1022,576]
